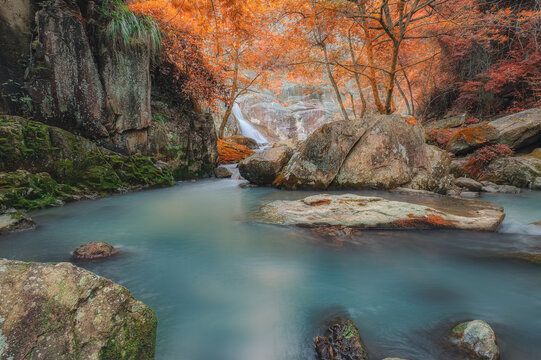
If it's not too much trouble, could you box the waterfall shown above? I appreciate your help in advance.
[232,103,268,144]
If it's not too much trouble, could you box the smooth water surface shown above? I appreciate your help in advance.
[1,180,541,360]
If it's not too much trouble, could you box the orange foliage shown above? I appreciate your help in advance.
[217,139,254,164]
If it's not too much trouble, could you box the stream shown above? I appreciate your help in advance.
[1,180,540,360]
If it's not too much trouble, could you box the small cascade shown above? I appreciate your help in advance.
[220,164,243,180]
[232,103,268,145]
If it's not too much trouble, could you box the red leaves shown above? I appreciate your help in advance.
[465,144,514,177]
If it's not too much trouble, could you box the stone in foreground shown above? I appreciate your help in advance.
[315,319,369,360]
[261,194,505,231]
[73,241,117,260]
[0,259,156,360]
[450,320,500,360]
[0,211,34,234]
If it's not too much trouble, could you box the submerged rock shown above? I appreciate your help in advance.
[0,259,157,360]
[260,194,505,231]
[315,319,369,360]
[239,146,294,185]
[450,320,500,360]
[73,242,117,260]
[0,210,34,234]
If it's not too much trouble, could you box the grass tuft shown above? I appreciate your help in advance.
[101,0,161,55]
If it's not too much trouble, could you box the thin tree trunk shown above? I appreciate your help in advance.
[322,44,349,121]
[218,54,239,138]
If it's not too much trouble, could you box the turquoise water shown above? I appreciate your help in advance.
[1,180,540,360]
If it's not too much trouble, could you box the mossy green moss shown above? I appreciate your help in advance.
[0,116,174,210]
[99,304,157,360]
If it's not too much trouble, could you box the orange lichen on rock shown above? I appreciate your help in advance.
[405,116,418,126]
[307,199,331,206]
[446,122,496,149]
[217,138,255,164]
[395,214,456,228]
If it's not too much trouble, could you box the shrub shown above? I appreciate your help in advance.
[464,144,514,177]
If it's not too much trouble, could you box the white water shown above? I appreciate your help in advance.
[233,103,268,144]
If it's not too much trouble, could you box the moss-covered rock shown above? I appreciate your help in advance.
[0,259,157,360]
[0,115,173,211]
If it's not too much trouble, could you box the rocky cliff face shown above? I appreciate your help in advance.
[1,0,217,176]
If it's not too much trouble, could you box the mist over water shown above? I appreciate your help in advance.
[1,180,540,360]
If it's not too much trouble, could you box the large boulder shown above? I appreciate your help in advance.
[446,109,541,154]
[260,194,505,231]
[273,118,368,189]
[239,146,294,185]
[0,259,157,360]
[449,320,500,360]
[314,319,369,360]
[274,115,452,192]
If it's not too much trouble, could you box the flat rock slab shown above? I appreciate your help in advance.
[260,194,505,231]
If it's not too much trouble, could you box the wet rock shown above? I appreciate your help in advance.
[261,194,505,231]
[73,241,117,260]
[225,135,259,149]
[480,182,521,194]
[450,320,500,360]
[239,146,294,185]
[454,177,483,191]
[0,210,34,234]
[501,252,541,264]
[274,115,451,192]
[446,109,541,154]
[391,187,442,197]
[0,259,157,360]
[532,221,541,226]
[533,177,541,190]
[215,166,233,178]
[459,191,480,199]
[315,319,369,360]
